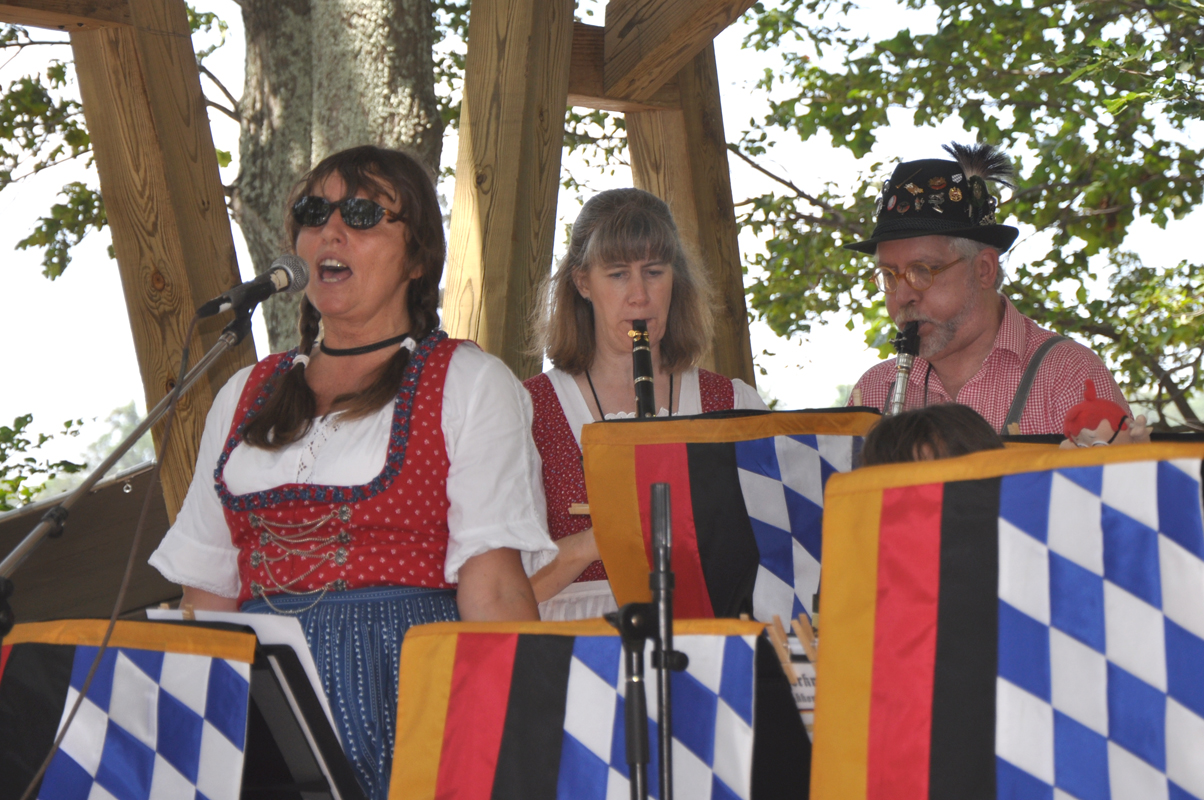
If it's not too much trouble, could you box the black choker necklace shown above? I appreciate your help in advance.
[319,332,410,357]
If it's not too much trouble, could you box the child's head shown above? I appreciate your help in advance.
[859,404,1004,467]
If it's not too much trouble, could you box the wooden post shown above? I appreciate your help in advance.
[70,0,255,520]
[626,44,755,385]
[442,0,574,379]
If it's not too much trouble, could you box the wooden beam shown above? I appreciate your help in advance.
[604,0,756,101]
[444,0,574,379]
[0,0,130,30]
[568,22,679,113]
[627,43,756,385]
[71,0,255,521]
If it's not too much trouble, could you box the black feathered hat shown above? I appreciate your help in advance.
[844,143,1020,254]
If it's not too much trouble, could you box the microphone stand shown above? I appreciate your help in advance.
[0,307,254,641]
[649,483,687,800]
[609,602,654,800]
[606,484,688,800]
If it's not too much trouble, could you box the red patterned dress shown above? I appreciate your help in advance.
[216,335,460,604]
[525,367,741,620]
[150,331,555,800]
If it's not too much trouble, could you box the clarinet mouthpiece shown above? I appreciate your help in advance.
[892,320,921,357]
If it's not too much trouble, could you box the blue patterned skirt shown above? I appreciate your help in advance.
[242,585,459,800]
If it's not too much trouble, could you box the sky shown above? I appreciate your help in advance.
[1,0,1200,468]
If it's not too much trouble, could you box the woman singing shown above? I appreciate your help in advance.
[149,146,555,799]
[525,188,765,621]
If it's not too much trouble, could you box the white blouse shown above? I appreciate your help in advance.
[544,366,768,446]
[149,342,557,599]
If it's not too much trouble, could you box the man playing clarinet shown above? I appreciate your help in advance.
[846,142,1128,434]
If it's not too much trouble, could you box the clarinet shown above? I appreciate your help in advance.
[630,319,656,418]
[887,321,921,416]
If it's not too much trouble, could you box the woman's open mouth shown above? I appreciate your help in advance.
[319,258,352,283]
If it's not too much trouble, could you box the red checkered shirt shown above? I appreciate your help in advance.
[850,297,1129,435]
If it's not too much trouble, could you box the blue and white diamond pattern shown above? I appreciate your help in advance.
[996,458,1204,800]
[38,646,251,800]
[558,633,757,800]
[734,434,859,625]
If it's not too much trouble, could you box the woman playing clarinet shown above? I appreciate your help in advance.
[525,188,765,621]
[149,145,555,800]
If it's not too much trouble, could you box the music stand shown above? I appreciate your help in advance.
[244,642,364,800]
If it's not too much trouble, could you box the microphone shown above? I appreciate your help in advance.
[887,321,920,416]
[197,254,310,318]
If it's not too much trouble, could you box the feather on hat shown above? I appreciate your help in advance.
[941,142,1017,189]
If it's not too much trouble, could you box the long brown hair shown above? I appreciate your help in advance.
[243,146,445,449]
[531,188,713,374]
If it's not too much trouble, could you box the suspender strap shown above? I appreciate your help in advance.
[1002,335,1067,433]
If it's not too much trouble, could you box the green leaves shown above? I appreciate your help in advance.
[0,415,85,512]
[187,5,228,62]
[738,0,1204,427]
[0,26,101,277]
[433,0,471,127]
[0,65,89,192]
[16,182,106,279]
[0,3,231,278]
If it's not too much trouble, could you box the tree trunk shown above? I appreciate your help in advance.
[231,0,443,352]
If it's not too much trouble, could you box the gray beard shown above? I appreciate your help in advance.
[897,301,976,361]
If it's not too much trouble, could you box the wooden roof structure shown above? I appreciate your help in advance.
[0,0,757,617]
[444,0,758,381]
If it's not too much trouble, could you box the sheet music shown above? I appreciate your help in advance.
[146,608,339,745]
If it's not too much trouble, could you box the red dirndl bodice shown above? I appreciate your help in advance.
[214,332,462,605]
[523,368,735,582]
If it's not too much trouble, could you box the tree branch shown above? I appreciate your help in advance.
[0,39,69,49]
[768,207,867,236]
[205,98,240,123]
[1004,179,1094,204]
[198,64,240,111]
[729,145,864,233]
[7,149,92,182]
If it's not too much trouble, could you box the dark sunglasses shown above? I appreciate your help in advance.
[291,195,400,230]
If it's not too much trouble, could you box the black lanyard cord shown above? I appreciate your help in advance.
[584,371,674,419]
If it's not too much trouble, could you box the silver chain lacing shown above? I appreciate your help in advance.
[247,504,354,614]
